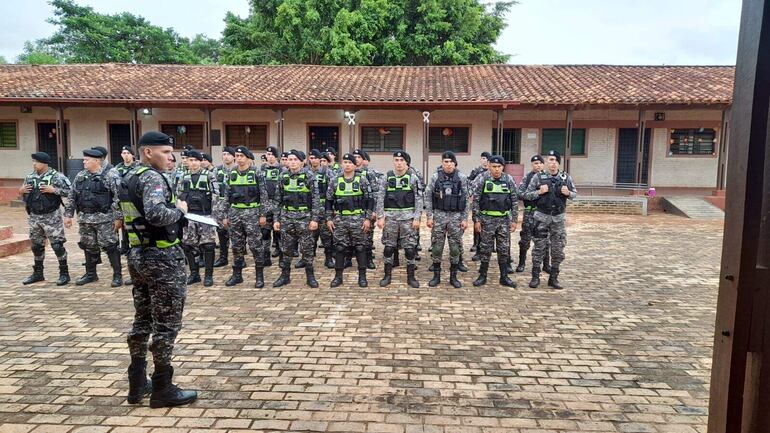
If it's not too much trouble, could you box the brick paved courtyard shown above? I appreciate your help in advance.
[0,210,722,433]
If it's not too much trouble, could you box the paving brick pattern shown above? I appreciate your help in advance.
[0,212,722,433]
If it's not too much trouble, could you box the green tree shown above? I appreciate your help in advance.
[221,0,514,65]
[0,56,6,64]
[20,0,220,64]
[16,41,62,64]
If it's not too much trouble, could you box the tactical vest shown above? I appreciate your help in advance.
[180,170,213,215]
[333,175,365,215]
[116,163,134,177]
[314,170,328,203]
[479,177,513,217]
[521,171,538,210]
[384,171,415,211]
[119,166,181,249]
[535,171,568,216]
[25,170,62,215]
[74,171,112,214]
[432,170,466,212]
[263,166,280,199]
[228,168,261,209]
[215,165,230,193]
[280,171,312,212]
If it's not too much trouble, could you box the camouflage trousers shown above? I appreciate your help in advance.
[313,214,333,251]
[478,215,511,265]
[182,220,217,250]
[229,207,265,267]
[78,221,118,254]
[532,211,567,269]
[381,218,418,265]
[28,210,67,261]
[331,214,368,251]
[279,218,316,267]
[126,245,187,367]
[430,211,465,265]
[519,209,550,260]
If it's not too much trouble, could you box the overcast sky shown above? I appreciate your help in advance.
[0,0,742,65]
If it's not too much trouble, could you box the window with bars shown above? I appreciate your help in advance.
[541,128,586,156]
[160,123,204,149]
[669,128,716,155]
[225,124,268,150]
[492,128,521,164]
[0,122,17,148]
[429,127,469,153]
[360,126,404,152]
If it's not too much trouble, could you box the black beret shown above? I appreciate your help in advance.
[352,149,363,156]
[91,146,109,157]
[121,145,135,155]
[310,149,323,158]
[361,150,370,161]
[342,153,356,163]
[235,146,254,160]
[281,151,289,158]
[325,147,337,156]
[289,149,305,161]
[546,150,562,163]
[481,151,492,159]
[187,150,203,161]
[83,148,104,158]
[266,146,279,157]
[182,145,193,151]
[260,154,267,161]
[531,154,544,163]
[31,152,52,164]
[320,152,331,162]
[488,155,505,165]
[223,146,236,157]
[202,153,212,163]
[139,131,174,146]
[441,151,457,164]
[393,150,411,165]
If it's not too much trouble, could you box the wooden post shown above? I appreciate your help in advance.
[276,109,285,152]
[716,109,731,190]
[496,109,504,158]
[708,0,770,432]
[128,107,139,149]
[564,108,574,172]
[55,106,66,172]
[202,108,213,154]
[635,109,647,188]
[422,110,431,179]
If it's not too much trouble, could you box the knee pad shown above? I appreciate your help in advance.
[31,243,45,256]
[448,244,460,257]
[334,244,348,254]
[51,242,66,256]
[354,245,366,254]
[383,246,396,258]
[404,248,416,260]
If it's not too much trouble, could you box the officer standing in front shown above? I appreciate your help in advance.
[523,150,577,289]
[64,148,124,287]
[425,151,468,288]
[376,150,423,288]
[120,131,196,408]
[516,155,547,273]
[20,152,71,286]
[177,150,219,287]
[326,153,373,287]
[472,155,518,288]
[272,150,322,288]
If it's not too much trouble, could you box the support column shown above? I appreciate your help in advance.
[564,108,574,172]
[55,106,66,172]
[275,110,285,152]
[717,108,731,190]
[128,107,139,149]
[635,109,647,188]
[345,110,357,153]
[422,111,431,179]
[202,108,213,155]
[496,109,504,157]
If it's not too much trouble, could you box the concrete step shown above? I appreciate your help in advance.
[9,199,25,208]
[662,196,725,219]
[0,225,13,241]
[0,234,31,258]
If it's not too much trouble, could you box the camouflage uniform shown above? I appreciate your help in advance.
[467,166,488,256]
[523,170,577,288]
[308,165,333,266]
[358,166,382,267]
[425,168,468,286]
[177,168,220,285]
[116,161,138,254]
[213,163,236,266]
[472,171,518,286]
[22,168,71,284]
[260,162,282,263]
[516,170,549,271]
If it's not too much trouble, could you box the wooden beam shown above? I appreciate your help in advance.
[422,110,431,181]
[276,109,285,152]
[635,110,647,188]
[564,109,574,173]
[128,107,139,149]
[716,109,731,190]
[496,110,504,158]
[708,0,770,432]
[202,108,213,155]
[55,106,65,172]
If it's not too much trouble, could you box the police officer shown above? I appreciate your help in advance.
[307,149,334,269]
[177,150,219,287]
[116,146,137,256]
[516,155,547,273]
[523,150,577,289]
[353,149,380,269]
[20,152,71,286]
[472,155,518,288]
[260,146,282,265]
[468,151,491,259]
[201,153,213,171]
[272,150,322,288]
[326,153,373,287]
[120,131,196,408]
[376,150,423,288]
[325,147,340,172]
[213,147,237,267]
[64,148,124,287]
[222,146,270,288]
[426,151,468,288]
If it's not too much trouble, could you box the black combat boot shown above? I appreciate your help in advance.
[213,245,228,268]
[499,262,516,288]
[76,252,99,286]
[406,264,420,288]
[149,365,197,408]
[379,264,393,287]
[202,245,215,287]
[305,265,319,288]
[516,249,527,273]
[457,254,468,273]
[529,266,541,288]
[428,262,436,272]
[324,248,334,269]
[126,356,152,404]
[254,266,265,289]
[358,268,368,288]
[366,251,375,270]
[295,257,307,268]
[330,268,344,288]
[330,251,345,288]
[355,249,368,287]
[273,264,291,287]
[449,264,462,288]
[547,266,563,290]
[23,260,45,285]
[473,262,489,286]
[107,247,123,287]
[428,264,441,287]
[225,262,244,287]
[56,260,70,286]
[184,247,200,285]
